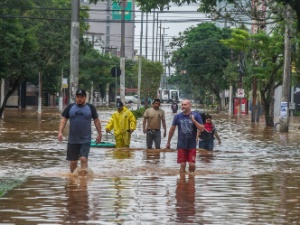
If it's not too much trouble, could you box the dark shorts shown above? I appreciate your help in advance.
[67,143,91,161]
[177,148,196,163]
[199,139,214,151]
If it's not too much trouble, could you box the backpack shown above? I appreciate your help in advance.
[194,110,206,123]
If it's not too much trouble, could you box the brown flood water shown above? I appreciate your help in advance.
[0,106,300,224]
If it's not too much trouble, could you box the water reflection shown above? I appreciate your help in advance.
[1,107,300,224]
[64,177,89,223]
[198,150,215,164]
[175,174,196,223]
[144,149,161,163]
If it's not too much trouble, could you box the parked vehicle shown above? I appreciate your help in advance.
[160,89,180,103]
[117,95,138,104]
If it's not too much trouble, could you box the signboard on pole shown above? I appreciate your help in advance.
[111,67,121,77]
[63,78,68,88]
[280,102,288,118]
[236,88,245,97]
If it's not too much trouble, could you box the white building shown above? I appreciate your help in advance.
[81,0,136,59]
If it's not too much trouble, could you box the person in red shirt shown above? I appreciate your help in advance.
[197,114,221,151]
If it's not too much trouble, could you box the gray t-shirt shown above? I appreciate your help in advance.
[62,103,98,144]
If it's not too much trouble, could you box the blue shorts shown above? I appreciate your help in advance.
[67,143,91,161]
[199,139,214,151]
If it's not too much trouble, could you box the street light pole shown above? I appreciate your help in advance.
[137,12,144,109]
[69,0,80,103]
[120,0,126,104]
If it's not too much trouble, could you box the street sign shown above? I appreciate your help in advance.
[237,88,245,97]
[111,67,121,77]
[62,78,68,88]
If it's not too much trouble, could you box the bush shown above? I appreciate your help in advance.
[131,106,148,119]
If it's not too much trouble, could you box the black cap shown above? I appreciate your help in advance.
[76,89,86,96]
[116,101,124,108]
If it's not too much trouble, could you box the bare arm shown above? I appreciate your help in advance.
[93,118,102,143]
[191,115,204,132]
[143,117,147,133]
[166,125,176,149]
[214,130,221,144]
[58,117,68,141]
[162,118,167,137]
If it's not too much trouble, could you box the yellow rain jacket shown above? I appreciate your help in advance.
[105,107,136,148]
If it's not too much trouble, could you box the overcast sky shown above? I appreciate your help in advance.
[134,3,210,60]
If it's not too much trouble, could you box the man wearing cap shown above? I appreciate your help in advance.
[58,89,102,174]
[105,101,136,148]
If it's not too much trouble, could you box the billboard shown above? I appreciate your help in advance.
[112,0,132,20]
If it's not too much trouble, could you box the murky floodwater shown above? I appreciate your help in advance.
[1,105,300,224]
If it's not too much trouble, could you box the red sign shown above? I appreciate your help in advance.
[233,98,248,115]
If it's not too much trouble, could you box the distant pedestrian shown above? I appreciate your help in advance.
[166,100,204,175]
[105,101,136,148]
[58,89,102,174]
[171,101,178,114]
[143,99,167,149]
[197,114,221,151]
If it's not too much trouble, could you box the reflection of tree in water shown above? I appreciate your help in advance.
[64,177,89,223]
[175,175,196,223]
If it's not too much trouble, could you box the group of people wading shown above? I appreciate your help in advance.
[58,90,221,176]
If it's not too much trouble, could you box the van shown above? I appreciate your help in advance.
[117,95,138,104]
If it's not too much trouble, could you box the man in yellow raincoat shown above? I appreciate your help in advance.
[105,101,136,148]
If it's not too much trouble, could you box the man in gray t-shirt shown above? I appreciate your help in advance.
[58,89,102,174]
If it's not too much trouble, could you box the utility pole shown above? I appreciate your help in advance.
[59,69,63,110]
[106,0,111,54]
[70,0,80,103]
[145,12,148,59]
[279,3,292,132]
[137,12,144,109]
[161,27,169,89]
[38,72,42,113]
[158,20,162,63]
[120,0,126,104]
[152,10,155,61]
[155,13,159,61]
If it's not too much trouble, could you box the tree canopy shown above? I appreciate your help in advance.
[169,23,231,104]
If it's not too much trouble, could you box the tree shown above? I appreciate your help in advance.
[0,0,90,117]
[168,23,231,105]
[221,28,288,126]
[133,58,163,100]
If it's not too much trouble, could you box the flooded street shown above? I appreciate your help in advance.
[1,105,300,224]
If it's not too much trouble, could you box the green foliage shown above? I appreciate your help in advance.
[169,23,231,103]
[131,106,147,119]
[0,179,24,198]
[133,58,163,100]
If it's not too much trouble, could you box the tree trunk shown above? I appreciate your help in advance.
[0,78,21,118]
[261,78,275,127]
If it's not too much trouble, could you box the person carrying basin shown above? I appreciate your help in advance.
[105,101,136,148]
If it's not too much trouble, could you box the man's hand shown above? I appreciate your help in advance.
[163,130,166,137]
[96,132,102,144]
[166,143,171,149]
[58,133,63,142]
[105,128,109,133]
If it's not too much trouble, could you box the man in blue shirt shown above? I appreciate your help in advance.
[58,89,102,174]
[166,100,204,175]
